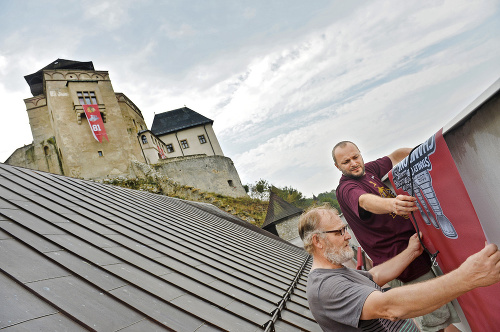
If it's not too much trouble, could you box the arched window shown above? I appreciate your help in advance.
[141,135,148,144]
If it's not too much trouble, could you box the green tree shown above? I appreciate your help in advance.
[316,189,340,211]
[274,185,308,208]
[247,179,270,200]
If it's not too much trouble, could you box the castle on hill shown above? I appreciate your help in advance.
[5,59,247,197]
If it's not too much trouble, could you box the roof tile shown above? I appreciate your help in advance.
[151,107,213,136]
[0,163,319,331]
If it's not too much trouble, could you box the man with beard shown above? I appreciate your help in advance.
[299,205,500,332]
[332,141,458,331]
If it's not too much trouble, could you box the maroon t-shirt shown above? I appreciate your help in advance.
[336,156,431,282]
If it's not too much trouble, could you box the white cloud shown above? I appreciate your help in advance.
[1,0,499,195]
[82,0,133,29]
[160,23,197,39]
[243,7,257,19]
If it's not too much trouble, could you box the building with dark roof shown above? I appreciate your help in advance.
[0,162,320,331]
[6,59,247,198]
[150,107,224,158]
[262,190,303,246]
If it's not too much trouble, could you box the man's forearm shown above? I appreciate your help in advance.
[369,235,422,286]
[375,268,468,320]
[359,193,393,214]
[361,244,500,321]
[388,148,412,166]
[359,193,417,216]
[361,268,471,321]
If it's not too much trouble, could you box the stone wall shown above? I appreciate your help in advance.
[4,144,36,169]
[275,214,301,241]
[150,155,247,198]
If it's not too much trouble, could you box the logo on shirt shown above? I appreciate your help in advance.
[369,180,408,219]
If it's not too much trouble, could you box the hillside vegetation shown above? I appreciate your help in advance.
[103,175,340,228]
[103,176,269,227]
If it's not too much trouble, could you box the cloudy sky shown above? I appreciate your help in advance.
[1,0,499,196]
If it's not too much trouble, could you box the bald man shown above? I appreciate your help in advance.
[332,141,458,331]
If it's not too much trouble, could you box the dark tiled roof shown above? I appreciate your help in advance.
[0,163,319,331]
[262,191,303,229]
[151,107,214,136]
[24,59,95,96]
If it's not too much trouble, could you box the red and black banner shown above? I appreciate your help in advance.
[157,144,167,159]
[389,129,500,331]
[83,104,108,143]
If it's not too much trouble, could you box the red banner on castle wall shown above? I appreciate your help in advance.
[157,144,167,159]
[388,129,500,331]
[83,104,108,143]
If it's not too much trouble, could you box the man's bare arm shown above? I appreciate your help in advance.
[361,243,500,321]
[359,193,418,216]
[369,233,423,286]
[387,148,412,166]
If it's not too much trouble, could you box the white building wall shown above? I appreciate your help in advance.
[157,124,223,158]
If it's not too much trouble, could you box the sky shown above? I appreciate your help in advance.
[1,0,499,197]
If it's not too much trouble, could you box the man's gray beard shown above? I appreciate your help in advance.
[324,242,354,265]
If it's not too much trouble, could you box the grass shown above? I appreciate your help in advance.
[103,176,269,227]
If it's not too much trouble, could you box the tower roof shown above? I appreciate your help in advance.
[24,59,94,96]
[151,107,213,136]
[262,189,303,229]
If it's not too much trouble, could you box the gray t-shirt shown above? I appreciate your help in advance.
[307,267,419,331]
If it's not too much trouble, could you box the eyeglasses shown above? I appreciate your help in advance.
[318,225,348,236]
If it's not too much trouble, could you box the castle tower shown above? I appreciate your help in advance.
[7,59,147,179]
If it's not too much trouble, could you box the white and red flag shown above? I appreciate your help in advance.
[157,144,167,159]
[83,105,108,143]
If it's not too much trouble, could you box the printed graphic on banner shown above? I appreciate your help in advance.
[157,144,167,159]
[83,104,108,143]
[391,134,457,239]
[388,129,499,332]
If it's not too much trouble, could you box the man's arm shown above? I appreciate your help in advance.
[358,148,417,216]
[387,148,412,166]
[359,193,418,216]
[369,233,423,286]
[361,243,500,321]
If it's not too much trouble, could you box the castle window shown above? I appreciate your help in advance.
[180,140,189,149]
[44,146,50,156]
[198,135,207,144]
[77,91,97,105]
[228,180,234,187]
[98,151,103,157]
[141,135,148,144]
[166,144,174,153]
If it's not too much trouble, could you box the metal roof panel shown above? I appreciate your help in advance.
[0,163,320,331]
[27,275,146,331]
[0,239,69,283]
[0,272,59,329]
[109,284,205,331]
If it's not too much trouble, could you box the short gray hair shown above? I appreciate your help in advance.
[298,203,339,254]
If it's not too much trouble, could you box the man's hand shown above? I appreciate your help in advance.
[406,233,424,259]
[460,243,500,289]
[390,195,418,216]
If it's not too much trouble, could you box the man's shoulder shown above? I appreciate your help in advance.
[310,267,372,282]
[365,156,391,171]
